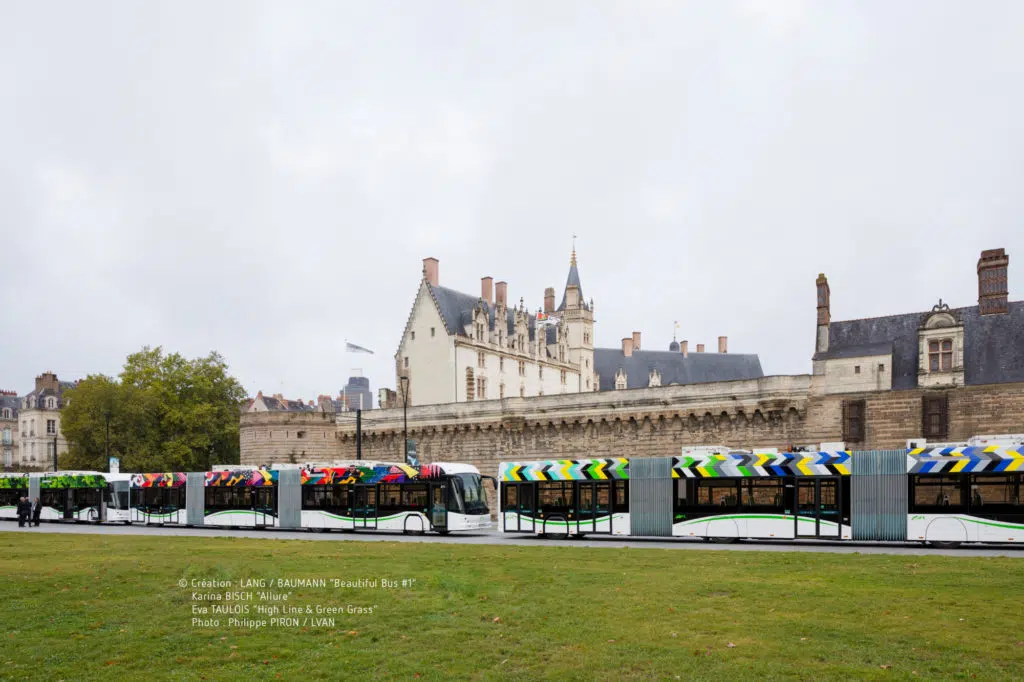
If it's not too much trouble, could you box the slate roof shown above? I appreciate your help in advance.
[813,300,1024,389]
[0,394,19,418]
[428,283,543,343]
[594,348,764,391]
[557,260,588,311]
[260,396,314,411]
[23,380,76,408]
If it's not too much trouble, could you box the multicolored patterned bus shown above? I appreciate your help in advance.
[499,437,1024,547]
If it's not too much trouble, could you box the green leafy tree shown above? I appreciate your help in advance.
[62,347,248,472]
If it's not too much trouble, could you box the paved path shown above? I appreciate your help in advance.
[2,521,1022,557]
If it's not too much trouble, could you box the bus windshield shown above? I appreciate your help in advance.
[452,473,488,515]
[108,482,129,510]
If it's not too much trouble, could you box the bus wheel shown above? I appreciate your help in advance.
[931,541,962,549]
[711,537,738,544]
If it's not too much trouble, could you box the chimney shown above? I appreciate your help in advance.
[423,257,439,287]
[632,331,641,351]
[681,340,688,357]
[815,273,831,353]
[978,248,1009,315]
[622,337,634,357]
[696,344,705,353]
[495,281,507,307]
[718,336,727,353]
[544,287,555,313]
[481,276,493,305]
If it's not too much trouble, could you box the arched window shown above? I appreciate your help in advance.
[929,339,952,372]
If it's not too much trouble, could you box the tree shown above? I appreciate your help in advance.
[61,346,248,472]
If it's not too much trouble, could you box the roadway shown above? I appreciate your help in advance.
[2,521,1022,557]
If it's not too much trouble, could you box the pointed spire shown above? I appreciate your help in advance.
[559,238,584,311]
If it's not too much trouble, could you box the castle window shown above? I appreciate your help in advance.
[539,366,543,380]
[478,351,485,369]
[477,377,487,400]
[586,378,590,389]
[500,384,505,399]
[431,327,435,337]
[46,397,56,409]
[518,361,525,377]
[854,366,860,374]
[922,395,949,439]
[411,331,415,341]
[404,356,409,368]
[842,400,865,443]
[46,419,56,435]
[560,370,567,385]
[929,340,952,372]
[296,431,306,439]
[878,364,885,372]
[499,357,504,372]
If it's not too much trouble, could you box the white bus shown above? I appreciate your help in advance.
[499,436,1024,547]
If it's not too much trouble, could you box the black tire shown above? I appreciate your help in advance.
[710,537,739,544]
[931,540,962,549]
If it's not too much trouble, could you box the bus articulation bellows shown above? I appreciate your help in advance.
[499,438,1024,547]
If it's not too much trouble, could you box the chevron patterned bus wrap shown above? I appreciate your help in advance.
[500,458,629,482]
[906,446,1024,474]
[672,451,851,478]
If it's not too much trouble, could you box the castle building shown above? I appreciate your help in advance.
[395,249,763,406]
[18,372,74,469]
[241,246,1024,467]
[395,252,596,406]
[812,247,1023,445]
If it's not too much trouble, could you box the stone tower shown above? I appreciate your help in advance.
[558,246,596,391]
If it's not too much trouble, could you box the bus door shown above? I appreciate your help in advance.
[577,482,596,534]
[502,484,520,531]
[429,481,448,532]
[352,485,376,529]
[254,487,275,527]
[62,489,74,520]
[795,478,841,538]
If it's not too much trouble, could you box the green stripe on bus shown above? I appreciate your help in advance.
[675,514,840,528]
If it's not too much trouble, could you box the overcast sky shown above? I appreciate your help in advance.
[2,1,1022,404]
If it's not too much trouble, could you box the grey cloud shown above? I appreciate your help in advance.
[1,1,1021,401]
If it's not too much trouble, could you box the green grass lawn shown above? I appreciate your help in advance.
[1,532,1022,681]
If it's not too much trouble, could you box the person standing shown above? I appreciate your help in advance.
[17,496,29,527]
[31,497,42,527]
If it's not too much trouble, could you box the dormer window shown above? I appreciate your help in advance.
[46,397,56,409]
[928,340,952,372]
[917,303,965,388]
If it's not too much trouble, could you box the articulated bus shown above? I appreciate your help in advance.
[499,436,1024,547]
[126,461,493,533]
[0,471,111,522]
[3,461,494,534]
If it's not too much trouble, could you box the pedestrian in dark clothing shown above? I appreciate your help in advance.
[17,497,29,527]
[32,497,42,526]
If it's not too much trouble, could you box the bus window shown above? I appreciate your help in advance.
[502,485,518,512]
[613,480,628,512]
[740,479,784,511]
[910,475,965,512]
[969,475,1018,515]
[538,481,573,511]
[695,480,739,507]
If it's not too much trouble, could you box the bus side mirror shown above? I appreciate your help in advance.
[483,475,498,490]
